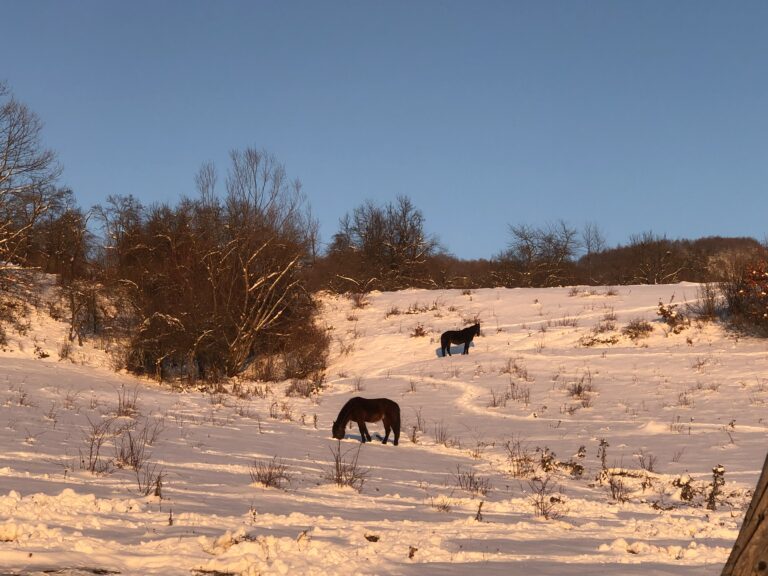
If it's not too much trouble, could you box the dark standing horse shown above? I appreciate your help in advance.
[332,397,400,445]
[440,322,480,356]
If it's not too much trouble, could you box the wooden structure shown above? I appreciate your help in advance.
[722,452,768,575]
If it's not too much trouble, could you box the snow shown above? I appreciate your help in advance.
[1,283,765,574]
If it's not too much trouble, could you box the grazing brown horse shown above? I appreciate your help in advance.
[332,397,400,445]
[440,322,480,356]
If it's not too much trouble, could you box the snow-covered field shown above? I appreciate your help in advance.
[1,283,766,575]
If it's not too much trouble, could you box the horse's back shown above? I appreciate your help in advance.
[347,397,399,418]
[369,397,400,412]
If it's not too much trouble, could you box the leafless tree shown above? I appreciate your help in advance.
[499,220,580,287]
[328,195,438,290]
[0,82,63,271]
[628,231,686,284]
[581,222,606,283]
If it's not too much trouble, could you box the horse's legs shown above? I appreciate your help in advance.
[393,417,400,446]
[382,418,391,444]
[463,341,470,354]
[357,420,371,442]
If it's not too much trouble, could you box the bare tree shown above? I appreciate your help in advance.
[0,82,63,271]
[628,231,686,284]
[581,222,606,283]
[499,220,580,287]
[328,195,438,290]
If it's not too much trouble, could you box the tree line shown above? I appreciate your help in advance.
[2,82,767,384]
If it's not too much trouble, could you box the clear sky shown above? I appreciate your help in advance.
[2,0,767,259]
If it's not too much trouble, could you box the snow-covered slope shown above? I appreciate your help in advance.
[1,284,766,575]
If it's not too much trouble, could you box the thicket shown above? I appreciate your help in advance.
[721,256,768,334]
[92,150,327,383]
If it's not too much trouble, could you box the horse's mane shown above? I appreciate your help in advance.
[336,397,356,425]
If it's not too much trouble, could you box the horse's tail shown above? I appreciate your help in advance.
[391,401,401,429]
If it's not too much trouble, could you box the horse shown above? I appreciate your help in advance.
[332,397,400,445]
[440,322,480,356]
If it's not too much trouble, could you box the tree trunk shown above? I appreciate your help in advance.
[722,452,768,575]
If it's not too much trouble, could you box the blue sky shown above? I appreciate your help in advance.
[3,0,766,259]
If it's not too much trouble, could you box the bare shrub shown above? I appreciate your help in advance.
[501,357,534,382]
[578,332,619,347]
[593,318,616,333]
[622,318,653,341]
[251,355,280,382]
[669,415,688,434]
[279,401,294,421]
[687,283,723,321]
[658,298,689,333]
[636,449,657,473]
[116,384,139,417]
[677,390,695,408]
[349,292,369,309]
[566,370,595,407]
[336,336,355,357]
[281,324,331,381]
[142,417,165,445]
[250,456,291,489]
[58,341,73,361]
[721,259,768,333]
[63,388,81,410]
[114,416,164,470]
[504,436,535,478]
[385,306,401,317]
[433,420,450,445]
[528,476,564,520]
[454,465,491,497]
[488,387,509,408]
[509,382,531,405]
[251,382,272,399]
[608,473,630,503]
[136,462,164,496]
[552,316,579,328]
[285,378,322,399]
[114,429,147,471]
[406,302,429,314]
[410,323,427,337]
[706,464,725,511]
[323,440,368,491]
[413,407,425,432]
[80,415,114,474]
[430,495,452,513]
[671,447,686,463]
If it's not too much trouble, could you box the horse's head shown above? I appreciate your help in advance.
[474,323,481,335]
[332,420,345,440]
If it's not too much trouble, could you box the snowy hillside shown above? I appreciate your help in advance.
[1,283,766,575]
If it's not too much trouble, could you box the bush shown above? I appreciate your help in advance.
[687,283,723,321]
[622,318,654,341]
[410,323,427,337]
[658,299,688,334]
[250,456,291,489]
[323,440,368,491]
[723,259,768,333]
